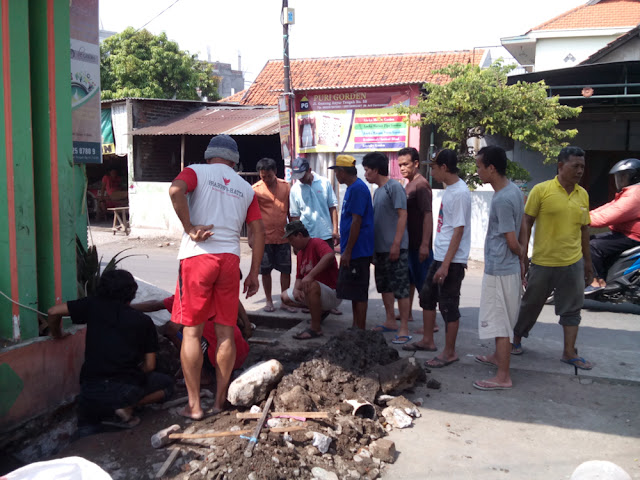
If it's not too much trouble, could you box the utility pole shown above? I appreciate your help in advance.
[282,0,291,95]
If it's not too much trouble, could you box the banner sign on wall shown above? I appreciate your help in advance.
[70,0,101,164]
[295,88,410,153]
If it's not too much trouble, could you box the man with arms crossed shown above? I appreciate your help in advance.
[473,146,524,390]
[397,147,434,335]
[252,157,294,313]
[406,149,471,367]
[169,134,265,419]
[512,146,593,370]
[330,155,375,329]
[281,220,341,339]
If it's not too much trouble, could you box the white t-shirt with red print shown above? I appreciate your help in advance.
[175,163,261,259]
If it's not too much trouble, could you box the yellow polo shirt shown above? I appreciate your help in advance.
[526,176,590,267]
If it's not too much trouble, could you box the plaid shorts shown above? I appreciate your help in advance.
[374,250,410,299]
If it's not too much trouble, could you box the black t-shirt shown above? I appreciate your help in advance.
[68,297,158,385]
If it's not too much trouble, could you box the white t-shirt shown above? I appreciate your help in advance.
[176,163,256,259]
[433,178,471,264]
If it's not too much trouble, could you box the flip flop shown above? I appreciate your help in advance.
[280,304,299,313]
[402,343,437,352]
[329,308,342,315]
[474,355,498,367]
[263,305,276,313]
[511,343,523,355]
[560,356,593,370]
[177,407,206,421]
[292,328,323,340]
[301,307,310,314]
[391,335,413,345]
[472,380,512,391]
[372,325,398,333]
[101,416,141,429]
[425,356,459,368]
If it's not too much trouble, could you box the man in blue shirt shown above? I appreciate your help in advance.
[329,155,374,329]
[290,157,339,248]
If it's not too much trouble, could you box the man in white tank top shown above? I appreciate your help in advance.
[169,135,265,419]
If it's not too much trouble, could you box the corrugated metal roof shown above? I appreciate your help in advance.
[131,107,279,136]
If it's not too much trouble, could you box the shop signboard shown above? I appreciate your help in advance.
[295,88,411,153]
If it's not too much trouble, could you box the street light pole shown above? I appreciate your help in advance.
[282,0,291,95]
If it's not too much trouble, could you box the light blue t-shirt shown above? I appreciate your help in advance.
[484,181,525,276]
[372,178,409,253]
[289,172,338,240]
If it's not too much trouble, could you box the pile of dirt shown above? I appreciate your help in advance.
[155,330,425,480]
[3,331,429,480]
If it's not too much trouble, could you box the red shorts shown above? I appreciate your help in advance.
[171,253,240,327]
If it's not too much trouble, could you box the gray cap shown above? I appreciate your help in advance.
[204,134,240,164]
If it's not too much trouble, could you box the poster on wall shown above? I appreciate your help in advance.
[70,0,101,164]
[278,95,292,167]
[295,88,411,153]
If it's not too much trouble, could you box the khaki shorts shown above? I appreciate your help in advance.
[478,273,522,342]
[286,282,342,311]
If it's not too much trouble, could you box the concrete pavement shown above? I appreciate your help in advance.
[95,228,640,479]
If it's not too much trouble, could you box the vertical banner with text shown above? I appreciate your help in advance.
[70,0,101,163]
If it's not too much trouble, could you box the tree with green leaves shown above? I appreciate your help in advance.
[398,62,582,187]
[101,27,219,101]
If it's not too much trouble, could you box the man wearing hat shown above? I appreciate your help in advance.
[407,149,471,368]
[289,156,339,248]
[281,220,341,339]
[330,155,375,329]
[169,134,265,419]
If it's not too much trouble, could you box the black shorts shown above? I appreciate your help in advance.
[419,261,466,323]
[336,256,371,302]
[260,243,292,275]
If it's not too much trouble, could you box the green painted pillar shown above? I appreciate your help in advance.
[0,0,40,341]
[29,0,76,312]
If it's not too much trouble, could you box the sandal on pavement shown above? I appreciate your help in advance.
[560,356,593,370]
[425,356,459,368]
[263,304,276,313]
[474,355,498,367]
[391,335,413,345]
[372,325,398,333]
[511,343,523,355]
[293,328,323,340]
[280,304,299,313]
[402,343,437,352]
[472,380,512,391]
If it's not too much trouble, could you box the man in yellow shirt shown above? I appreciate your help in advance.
[512,146,594,370]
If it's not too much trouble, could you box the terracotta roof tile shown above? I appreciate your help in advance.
[219,89,248,103]
[238,51,484,106]
[531,0,640,32]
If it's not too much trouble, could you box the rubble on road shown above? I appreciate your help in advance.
[151,330,436,479]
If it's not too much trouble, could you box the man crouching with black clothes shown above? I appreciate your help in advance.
[47,269,173,434]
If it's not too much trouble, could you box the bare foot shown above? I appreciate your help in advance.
[177,406,204,420]
[264,303,276,313]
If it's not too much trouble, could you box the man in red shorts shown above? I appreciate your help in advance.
[133,295,251,374]
[169,134,264,419]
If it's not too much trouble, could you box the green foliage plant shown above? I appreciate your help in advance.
[101,27,219,101]
[398,61,582,188]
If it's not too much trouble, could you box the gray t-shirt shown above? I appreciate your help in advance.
[484,181,524,276]
[373,178,409,253]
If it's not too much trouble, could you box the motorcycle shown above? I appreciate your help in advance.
[591,245,640,304]
[543,246,640,305]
